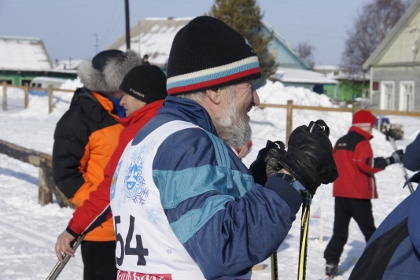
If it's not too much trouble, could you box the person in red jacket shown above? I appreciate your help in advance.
[54,64,167,269]
[52,49,141,280]
[323,109,404,277]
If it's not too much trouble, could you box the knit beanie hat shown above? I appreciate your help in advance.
[166,16,261,95]
[352,110,376,127]
[119,65,168,103]
[77,49,141,95]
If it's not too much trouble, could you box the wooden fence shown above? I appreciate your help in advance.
[1,82,74,113]
[0,139,72,208]
[258,100,420,142]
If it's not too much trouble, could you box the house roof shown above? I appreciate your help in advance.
[261,20,310,69]
[52,59,82,73]
[326,70,370,82]
[0,36,52,71]
[363,1,420,69]
[109,17,309,70]
[108,17,193,67]
[271,67,338,84]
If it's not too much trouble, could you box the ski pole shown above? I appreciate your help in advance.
[271,251,279,280]
[46,232,86,280]
[296,120,328,280]
[46,204,112,280]
[383,124,414,194]
[297,191,311,280]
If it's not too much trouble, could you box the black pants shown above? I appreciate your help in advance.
[324,197,376,263]
[81,241,117,280]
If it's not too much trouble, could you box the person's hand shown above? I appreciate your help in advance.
[249,140,285,185]
[278,120,338,195]
[55,230,77,262]
[387,149,404,165]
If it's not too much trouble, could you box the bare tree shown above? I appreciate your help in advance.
[341,0,411,75]
[295,41,315,68]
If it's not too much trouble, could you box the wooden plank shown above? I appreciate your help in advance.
[0,139,43,166]
[0,139,73,208]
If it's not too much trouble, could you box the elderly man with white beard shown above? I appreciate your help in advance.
[110,16,338,280]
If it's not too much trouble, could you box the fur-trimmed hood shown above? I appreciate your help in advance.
[77,50,141,95]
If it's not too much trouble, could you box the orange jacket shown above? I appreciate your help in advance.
[53,88,123,241]
[67,100,164,237]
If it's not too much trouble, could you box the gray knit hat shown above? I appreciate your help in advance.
[77,49,141,95]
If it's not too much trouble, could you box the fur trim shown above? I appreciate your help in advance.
[77,50,141,95]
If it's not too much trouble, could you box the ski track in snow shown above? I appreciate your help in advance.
[0,219,53,247]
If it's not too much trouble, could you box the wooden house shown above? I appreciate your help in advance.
[0,36,76,86]
[363,1,420,112]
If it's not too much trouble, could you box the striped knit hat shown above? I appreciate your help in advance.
[166,16,261,95]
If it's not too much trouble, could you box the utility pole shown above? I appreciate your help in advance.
[125,0,131,50]
[92,33,100,54]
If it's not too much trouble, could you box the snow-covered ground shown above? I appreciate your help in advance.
[0,80,418,279]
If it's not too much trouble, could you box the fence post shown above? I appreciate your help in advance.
[286,100,293,143]
[39,154,53,206]
[48,86,54,113]
[352,101,360,115]
[2,81,7,111]
[38,153,74,208]
[24,83,29,109]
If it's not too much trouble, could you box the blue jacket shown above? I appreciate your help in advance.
[115,96,303,278]
[403,132,420,171]
[349,177,420,280]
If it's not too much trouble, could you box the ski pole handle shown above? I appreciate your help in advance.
[308,119,329,136]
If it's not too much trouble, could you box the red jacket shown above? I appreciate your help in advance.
[332,126,385,199]
[67,100,163,236]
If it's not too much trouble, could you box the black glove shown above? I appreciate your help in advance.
[249,140,286,185]
[386,149,404,165]
[278,120,338,195]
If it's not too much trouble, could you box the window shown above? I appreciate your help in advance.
[21,79,31,86]
[399,81,414,112]
[380,81,395,110]
[0,79,12,85]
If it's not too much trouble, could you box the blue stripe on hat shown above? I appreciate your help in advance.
[167,57,260,91]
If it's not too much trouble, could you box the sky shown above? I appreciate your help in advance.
[0,79,419,279]
[0,0,372,66]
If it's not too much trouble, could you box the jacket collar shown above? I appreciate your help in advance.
[159,96,218,135]
[349,125,373,140]
[119,100,163,127]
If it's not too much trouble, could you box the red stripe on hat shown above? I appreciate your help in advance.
[168,68,260,95]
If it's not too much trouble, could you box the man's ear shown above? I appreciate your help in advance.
[205,88,222,105]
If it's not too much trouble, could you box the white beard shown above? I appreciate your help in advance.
[215,90,251,148]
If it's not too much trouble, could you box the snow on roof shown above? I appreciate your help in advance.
[52,59,83,72]
[326,70,370,81]
[109,17,193,67]
[0,36,52,71]
[272,67,338,84]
